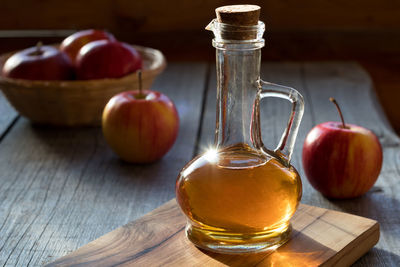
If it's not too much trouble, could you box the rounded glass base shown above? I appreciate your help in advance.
[186,223,292,254]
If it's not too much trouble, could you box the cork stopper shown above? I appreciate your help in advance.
[216,5,260,26]
[215,5,261,40]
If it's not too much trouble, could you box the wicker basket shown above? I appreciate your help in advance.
[0,45,166,126]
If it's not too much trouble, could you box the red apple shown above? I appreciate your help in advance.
[2,43,74,80]
[102,90,179,163]
[302,98,383,199]
[76,40,142,80]
[60,29,115,64]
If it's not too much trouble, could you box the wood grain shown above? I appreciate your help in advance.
[47,199,379,267]
[199,62,400,266]
[362,60,400,134]
[0,91,18,138]
[0,62,399,266]
[266,63,400,266]
[0,63,208,266]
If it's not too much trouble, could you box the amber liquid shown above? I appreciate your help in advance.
[176,144,302,253]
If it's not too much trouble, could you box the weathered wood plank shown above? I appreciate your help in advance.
[0,91,18,138]
[47,199,379,267]
[300,62,400,266]
[199,62,400,266]
[1,62,399,266]
[0,63,208,266]
[264,62,400,266]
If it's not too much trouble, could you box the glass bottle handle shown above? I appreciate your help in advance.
[257,79,305,163]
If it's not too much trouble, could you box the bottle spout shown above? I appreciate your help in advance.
[205,19,265,42]
[205,19,216,32]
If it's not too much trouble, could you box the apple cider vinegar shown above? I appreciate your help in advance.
[176,5,304,253]
[176,144,301,252]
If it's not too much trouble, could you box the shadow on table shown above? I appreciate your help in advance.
[29,122,178,198]
[30,123,169,170]
[325,186,400,265]
[327,186,400,220]
[199,230,333,267]
[353,247,400,266]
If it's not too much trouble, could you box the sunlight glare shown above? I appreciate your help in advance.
[204,147,219,163]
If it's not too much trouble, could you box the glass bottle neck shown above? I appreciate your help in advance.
[215,47,261,149]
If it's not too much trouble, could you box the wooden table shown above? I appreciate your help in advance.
[0,62,399,266]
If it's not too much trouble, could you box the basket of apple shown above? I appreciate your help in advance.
[0,30,166,126]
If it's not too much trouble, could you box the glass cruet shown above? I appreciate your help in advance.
[176,5,305,254]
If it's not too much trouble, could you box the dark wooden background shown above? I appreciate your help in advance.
[2,1,400,34]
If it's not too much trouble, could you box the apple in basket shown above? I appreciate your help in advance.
[76,40,142,80]
[60,29,115,64]
[302,98,383,199]
[102,71,179,163]
[2,42,74,80]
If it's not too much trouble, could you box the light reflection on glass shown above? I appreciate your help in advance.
[204,147,219,163]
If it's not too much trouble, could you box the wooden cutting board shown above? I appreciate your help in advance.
[47,199,379,267]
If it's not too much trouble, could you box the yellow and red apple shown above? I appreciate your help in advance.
[102,90,179,163]
[302,98,383,198]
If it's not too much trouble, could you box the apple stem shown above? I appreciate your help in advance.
[138,70,143,96]
[31,41,43,56]
[37,41,42,51]
[329,97,347,128]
